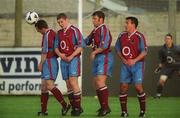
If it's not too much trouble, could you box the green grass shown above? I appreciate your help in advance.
[0,96,180,118]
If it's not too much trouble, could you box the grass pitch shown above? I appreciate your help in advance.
[0,96,180,118]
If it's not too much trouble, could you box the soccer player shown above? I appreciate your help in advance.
[154,33,180,98]
[85,11,113,117]
[35,20,70,116]
[115,17,147,117]
[54,13,85,116]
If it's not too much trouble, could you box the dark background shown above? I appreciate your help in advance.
[82,47,180,96]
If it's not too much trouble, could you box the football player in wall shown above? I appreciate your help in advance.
[35,20,70,116]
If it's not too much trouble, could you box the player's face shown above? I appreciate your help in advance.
[92,16,103,27]
[57,18,68,29]
[35,27,43,34]
[165,36,173,46]
[125,19,134,32]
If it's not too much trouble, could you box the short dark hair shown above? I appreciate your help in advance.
[166,33,173,39]
[34,20,48,29]
[57,13,68,20]
[126,16,138,28]
[92,11,105,21]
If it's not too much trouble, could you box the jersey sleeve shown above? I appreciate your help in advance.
[42,34,48,54]
[176,46,180,54]
[99,26,110,49]
[74,28,86,48]
[54,33,59,49]
[115,34,121,53]
[158,48,166,64]
[138,34,148,52]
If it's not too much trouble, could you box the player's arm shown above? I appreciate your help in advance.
[85,30,94,46]
[127,35,147,66]
[91,26,111,60]
[54,34,67,60]
[154,49,166,73]
[115,35,128,64]
[66,29,85,62]
[38,35,48,72]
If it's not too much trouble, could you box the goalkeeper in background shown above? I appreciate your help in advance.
[154,33,180,98]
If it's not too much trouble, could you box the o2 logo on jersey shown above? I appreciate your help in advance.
[122,46,132,58]
[166,56,175,64]
[60,41,66,50]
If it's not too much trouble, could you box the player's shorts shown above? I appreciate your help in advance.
[92,53,113,77]
[60,56,80,80]
[160,66,179,78]
[120,61,145,84]
[42,57,59,80]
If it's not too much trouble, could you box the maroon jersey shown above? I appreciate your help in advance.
[115,31,147,60]
[41,29,57,58]
[55,25,85,57]
[85,24,112,54]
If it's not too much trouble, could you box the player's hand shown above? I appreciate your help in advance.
[38,63,42,72]
[60,53,67,61]
[127,59,136,66]
[154,66,162,74]
[66,55,74,62]
[90,52,96,60]
[122,58,128,65]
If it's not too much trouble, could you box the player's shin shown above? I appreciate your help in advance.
[73,91,81,109]
[67,90,74,108]
[41,92,49,113]
[137,92,146,113]
[156,84,163,97]
[119,93,128,113]
[97,86,109,109]
[50,87,67,108]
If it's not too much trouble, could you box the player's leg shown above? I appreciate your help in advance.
[38,79,49,116]
[69,57,83,116]
[135,84,146,117]
[133,62,146,117]
[119,63,130,117]
[155,67,173,98]
[119,83,129,117]
[95,75,109,110]
[47,58,70,116]
[155,75,168,98]
[94,54,113,116]
[65,80,74,109]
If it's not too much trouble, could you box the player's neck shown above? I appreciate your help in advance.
[166,43,173,48]
[64,24,71,32]
[128,29,137,38]
[43,28,50,34]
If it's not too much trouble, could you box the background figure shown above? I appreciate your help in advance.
[85,11,114,117]
[55,13,85,116]
[35,20,70,116]
[154,33,180,98]
[115,17,147,117]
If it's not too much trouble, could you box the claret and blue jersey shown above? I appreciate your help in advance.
[41,29,58,80]
[85,24,114,77]
[55,25,85,80]
[115,30,147,84]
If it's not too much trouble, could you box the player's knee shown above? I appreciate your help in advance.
[46,84,55,91]
[159,75,168,83]
[120,84,128,93]
[41,87,48,93]
[135,85,143,93]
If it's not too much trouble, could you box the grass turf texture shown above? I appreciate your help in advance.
[0,96,180,118]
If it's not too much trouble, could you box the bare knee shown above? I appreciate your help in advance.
[135,84,144,93]
[120,83,128,93]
